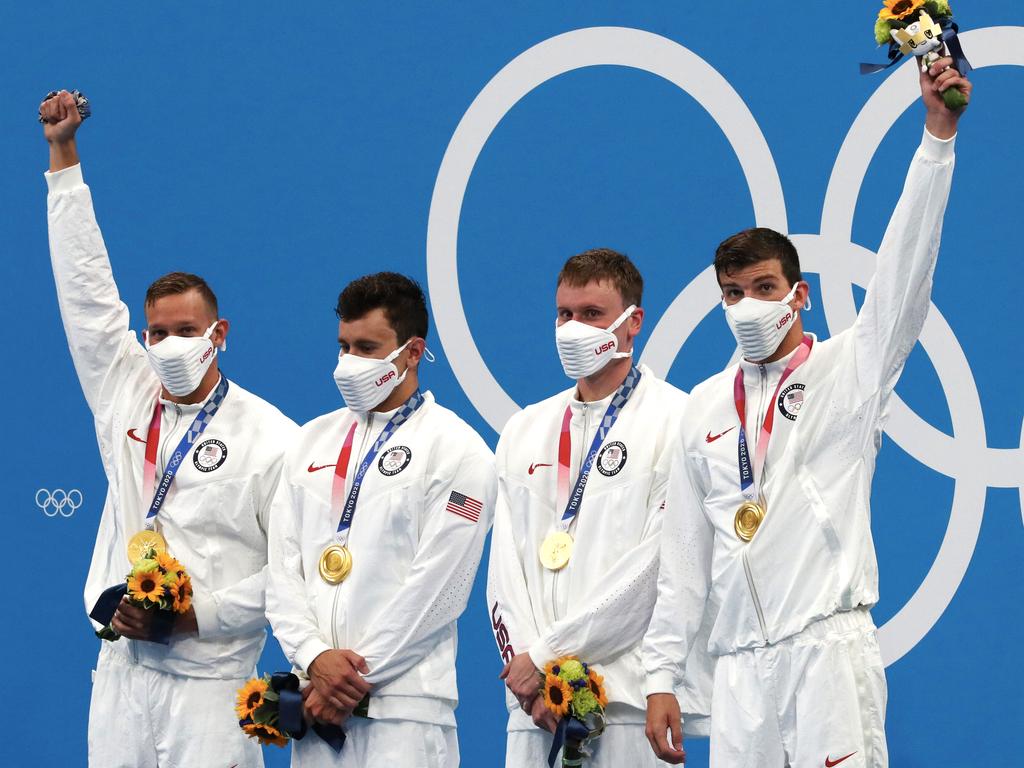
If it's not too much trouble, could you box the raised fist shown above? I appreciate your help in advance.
[40,90,83,145]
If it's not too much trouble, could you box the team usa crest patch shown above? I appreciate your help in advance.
[778,383,806,421]
[596,441,627,476]
[378,445,412,476]
[193,439,227,472]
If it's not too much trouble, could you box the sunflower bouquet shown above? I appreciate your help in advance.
[862,1,971,110]
[541,657,608,768]
[235,671,358,753]
[236,673,294,748]
[92,546,193,644]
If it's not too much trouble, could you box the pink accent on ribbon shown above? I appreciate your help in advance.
[556,406,572,513]
[330,421,359,519]
[142,401,163,504]
[734,335,814,487]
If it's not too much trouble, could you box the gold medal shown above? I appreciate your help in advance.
[539,532,574,570]
[734,501,766,542]
[127,530,167,562]
[319,544,353,584]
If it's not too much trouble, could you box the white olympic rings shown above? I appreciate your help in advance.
[35,488,83,518]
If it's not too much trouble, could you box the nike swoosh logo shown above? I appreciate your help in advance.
[825,753,857,767]
[127,428,147,444]
[307,462,336,473]
[705,427,736,443]
[528,463,553,475]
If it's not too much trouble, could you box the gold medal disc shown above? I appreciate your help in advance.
[734,501,766,542]
[539,532,574,571]
[319,545,353,584]
[127,530,168,562]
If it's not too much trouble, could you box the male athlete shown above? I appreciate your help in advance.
[266,272,495,767]
[642,58,971,766]
[488,249,712,766]
[41,90,297,767]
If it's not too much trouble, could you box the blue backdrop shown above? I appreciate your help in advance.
[2,2,1021,764]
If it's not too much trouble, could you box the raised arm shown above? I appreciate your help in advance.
[851,57,970,400]
[42,90,143,413]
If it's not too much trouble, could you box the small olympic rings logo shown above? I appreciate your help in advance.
[35,488,83,518]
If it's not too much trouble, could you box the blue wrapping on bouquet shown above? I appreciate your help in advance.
[860,17,972,76]
[272,672,347,753]
[548,716,593,768]
[89,583,176,645]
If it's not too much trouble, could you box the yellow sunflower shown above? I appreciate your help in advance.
[878,0,924,21]
[235,677,268,719]
[169,575,193,614]
[127,569,165,603]
[587,669,609,708]
[543,674,573,717]
[156,551,183,576]
[242,721,288,748]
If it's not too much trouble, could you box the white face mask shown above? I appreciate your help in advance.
[555,304,636,380]
[723,283,808,362]
[333,340,412,413]
[145,322,220,397]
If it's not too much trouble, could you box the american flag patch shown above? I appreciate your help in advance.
[446,490,482,523]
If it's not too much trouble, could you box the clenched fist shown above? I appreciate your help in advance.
[40,90,84,145]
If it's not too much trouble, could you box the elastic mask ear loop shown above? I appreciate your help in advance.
[607,304,637,333]
[204,321,227,352]
[423,347,436,363]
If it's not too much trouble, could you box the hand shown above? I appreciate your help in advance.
[308,649,372,711]
[499,652,542,704]
[645,693,686,764]
[172,606,198,636]
[920,54,971,139]
[40,90,82,145]
[530,696,558,734]
[302,685,351,726]
[110,597,154,641]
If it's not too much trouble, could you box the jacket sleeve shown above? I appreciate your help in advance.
[485,430,542,663]
[850,129,956,401]
[356,439,497,688]
[193,423,297,639]
[82,489,124,631]
[642,446,714,696]
[46,164,146,415]
[266,452,333,672]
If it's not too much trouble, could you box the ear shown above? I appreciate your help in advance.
[793,282,811,311]
[625,307,644,344]
[403,337,426,371]
[212,318,230,350]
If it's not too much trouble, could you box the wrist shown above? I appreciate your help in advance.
[925,112,958,141]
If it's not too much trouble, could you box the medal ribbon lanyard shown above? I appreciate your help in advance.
[733,335,813,501]
[554,366,642,533]
[141,376,230,529]
[330,390,425,544]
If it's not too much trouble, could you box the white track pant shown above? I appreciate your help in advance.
[710,608,888,768]
[88,643,263,768]
[507,722,671,767]
[292,718,459,767]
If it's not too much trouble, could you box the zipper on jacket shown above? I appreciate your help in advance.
[742,551,769,642]
[330,413,375,649]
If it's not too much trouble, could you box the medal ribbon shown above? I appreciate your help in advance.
[331,390,425,542]
[144,376,230,527]
[555,366,641,531]
[733,335,813,501]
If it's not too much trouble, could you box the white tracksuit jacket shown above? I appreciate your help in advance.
[47,163,298,680]
[488,365,712,734]
[265,395,496,726]
[642,129,956,693]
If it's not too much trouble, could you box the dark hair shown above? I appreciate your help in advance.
[145,272,219,317]
[557,248,643,307]
[714,228,802,286]
[335,272,429,343]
